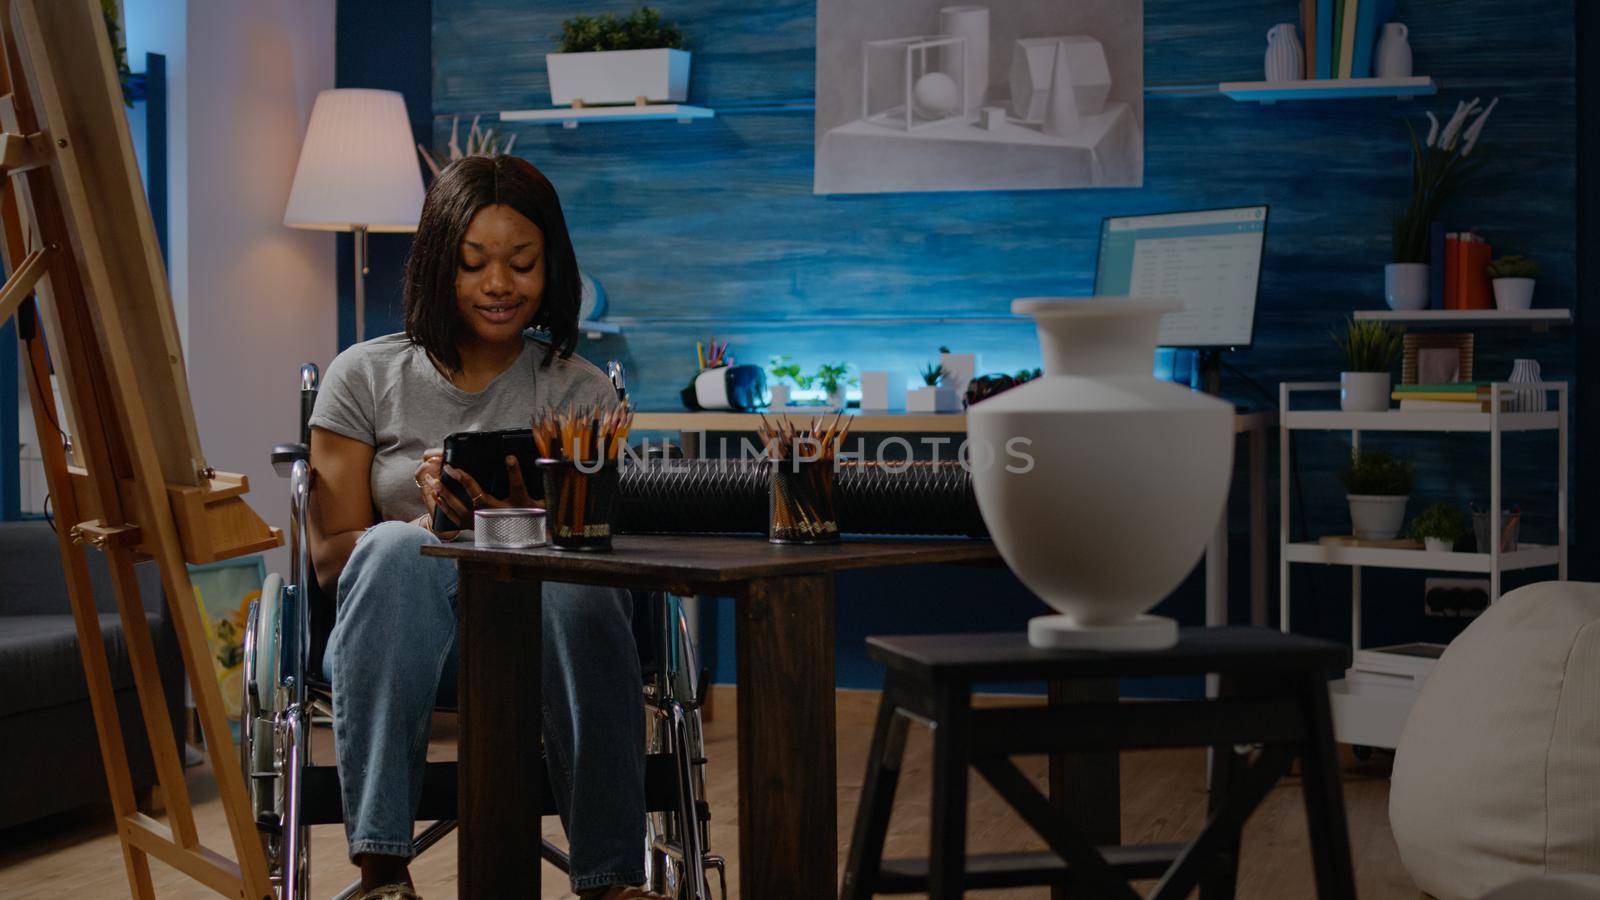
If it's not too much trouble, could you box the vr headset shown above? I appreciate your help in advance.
[680,364,768,412]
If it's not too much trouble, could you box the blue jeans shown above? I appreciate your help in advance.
[326,521,646,892]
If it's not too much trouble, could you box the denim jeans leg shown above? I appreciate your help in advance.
[541,583,647,892]
[326,521,457,860]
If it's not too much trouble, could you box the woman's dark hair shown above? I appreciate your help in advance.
[403,155,581,371]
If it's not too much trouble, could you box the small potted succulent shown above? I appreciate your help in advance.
[1408,501,1468,553]
[765,355,811,407]
[547,7,690,107]
[908,360,958,413]
[814,362,856,409]
[963,368,1042,408]
[1338,449,1415,540]
[1333,317,1403,413]
[1485,255,1540,311]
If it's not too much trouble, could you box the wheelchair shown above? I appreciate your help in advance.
[241,362,724,899]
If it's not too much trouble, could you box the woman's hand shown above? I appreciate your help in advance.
[424,455,537,534]
[414,448,465,537]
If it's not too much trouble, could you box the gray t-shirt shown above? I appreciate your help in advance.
[308,331,617,523]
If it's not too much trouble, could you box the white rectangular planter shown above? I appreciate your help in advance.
[907,386,959,413]
[859,371,906,411]
[546,48,690,107]
[939,352,979,398]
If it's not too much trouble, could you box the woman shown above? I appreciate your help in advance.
[308,155,659,900]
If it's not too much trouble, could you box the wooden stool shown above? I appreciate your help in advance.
[841,627,1355,899]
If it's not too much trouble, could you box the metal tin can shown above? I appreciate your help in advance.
[473,507,548,549]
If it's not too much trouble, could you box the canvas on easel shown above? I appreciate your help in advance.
[0,1,279,897]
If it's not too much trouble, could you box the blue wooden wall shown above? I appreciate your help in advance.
[418,0,1579,687]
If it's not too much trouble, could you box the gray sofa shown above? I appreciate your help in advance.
[0,519,186,830]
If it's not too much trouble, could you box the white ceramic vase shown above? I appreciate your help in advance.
[1423,536,1451,553]
[1265,23,1304,82]
[940,6,989,117]
[1340,371,1391,412]
[1493,277,1536,310]
[967,298,1234,650]
[859,371,906,411]
[767,384,790,408]
[1375,23,1413,79]
[1508,358,1545,412]
[1348,494,1408,540]
[1385,263,1430,310]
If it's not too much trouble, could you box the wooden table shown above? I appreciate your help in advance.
[633,410,1277,628]
[421,533,999,898]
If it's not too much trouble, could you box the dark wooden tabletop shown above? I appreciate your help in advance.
[422,533,999,587]
[867,627,1352,681]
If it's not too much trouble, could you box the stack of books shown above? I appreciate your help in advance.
[1300,0,1396,80]
[1392,382,1492,412]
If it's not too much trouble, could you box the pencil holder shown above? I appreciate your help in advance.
[768,457,840,544]
[537,459,620,551]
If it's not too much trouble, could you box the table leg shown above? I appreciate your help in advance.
[736,573,837,899]
[456,562,542,896]
[1049,677,1121,900]
[1249,422,1269,627]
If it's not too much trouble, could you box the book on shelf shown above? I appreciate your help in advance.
[1302,0,1317,77]
[1394,382,1489,393]
[1399,398,1492,412]
[1318,535,1424,549]
[1338,0,1360,78]
[1316,0,1336,78]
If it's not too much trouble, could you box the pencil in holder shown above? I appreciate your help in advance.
[537,459,621,551]
[768,457,840,544]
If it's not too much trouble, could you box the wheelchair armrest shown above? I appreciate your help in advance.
[272,442,309,477]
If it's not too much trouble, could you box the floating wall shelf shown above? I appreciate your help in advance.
[500,104,714,128]
[1352,308,1572,329]
[579,320,622,338]
[1219,76,1436,103]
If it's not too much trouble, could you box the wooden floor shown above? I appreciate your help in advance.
[0,686,1416,899]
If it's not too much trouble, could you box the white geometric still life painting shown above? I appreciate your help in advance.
[815,0,1144,194]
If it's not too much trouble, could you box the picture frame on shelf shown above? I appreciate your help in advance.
[1402,332,1474,384]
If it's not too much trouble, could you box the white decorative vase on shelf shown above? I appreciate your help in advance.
[907,386,959,413]
[967,298,1234,651]
[1423,536,1451,553]
[1508,358,1545,412]
[1375,23,1413,79]
[1340,371,1391,412]
[1264,23,1304,82]
[938,351,979,399]
[767,384,791,408]
[1385,263,1430,310]
[860,371,906,412]
[1493,277,1536,310]
[940,5,989,116]
[1348,494,1408,540]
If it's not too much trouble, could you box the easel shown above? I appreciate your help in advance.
[0,2,278,898]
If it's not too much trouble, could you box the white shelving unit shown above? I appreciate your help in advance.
[1352,308,1572,330]
[1219,76,1436,104]
[501,104,714,128]
[1279,380,1569,749]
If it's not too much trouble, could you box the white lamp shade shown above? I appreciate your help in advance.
[284,89,424,232]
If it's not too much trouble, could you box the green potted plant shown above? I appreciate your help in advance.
[1338,449,1415,540]
[1388,98,1497,310]
[1332,317,1403,412]
[814,362,856,409]
[1485,255,1540,311]
[1408,501,1468,553]
[548,7,690,107]
[766,355,811,407]
[908,360,957,413]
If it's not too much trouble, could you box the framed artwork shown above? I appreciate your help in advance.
[815,0,1145,193]
[188,555,267,724]
[1402,333,1475,385]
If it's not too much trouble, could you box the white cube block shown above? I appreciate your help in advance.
[938,352,979,399]
[859,371,906,411]
[907,386,960,413]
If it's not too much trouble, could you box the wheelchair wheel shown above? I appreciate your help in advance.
[243,574,292,890]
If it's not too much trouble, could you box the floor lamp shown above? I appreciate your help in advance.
[284,88,425,343]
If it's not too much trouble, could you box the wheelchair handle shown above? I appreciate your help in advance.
[299,362,320,446]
